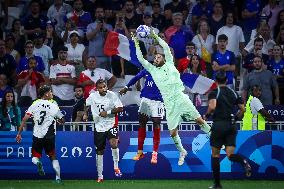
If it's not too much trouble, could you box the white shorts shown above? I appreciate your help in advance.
[138,97,164,118]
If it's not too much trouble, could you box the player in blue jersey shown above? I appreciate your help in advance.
[212,34,236,89]
[120,69,164,164]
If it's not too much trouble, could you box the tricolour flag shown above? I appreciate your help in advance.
[181,73,217,94]
[104,31,141,67]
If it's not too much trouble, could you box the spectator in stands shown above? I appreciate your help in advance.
[112,12,129,78]
[151,1,166,31]
[0,74,13,102]
[86,6,113,72]
[242,84,275,130]
[78,56,117,99]
[5,34,20,63]
[164,0,188,16]
[16,57,45,107]
[0,90,21,131]
[267,44,284,104]
[44,20,64,60]
[165,12,194,60]
[216,11,245,58]
[17,40,45,74]
[65,30,85,77]
[276,27,284,47]
[136,0,147,19]
[241,0,261,43]
[184,54,207,107]
[242,55,280,105]
[177,42,206,74]
[274,9,284,39]
[10,19,26,56]
[262,0,283,35]
[192,19,215,62]
[208,1,225,37]
[191,0,213,32]
[33,32,54,77]
[22,0,48,40]
[47,0,73,36]
[123,0,143,28]
[212,34,236,89]
[0,40,17,86]
[61,18,83,44]
[243,37,270,73]
[66,0,92,35]
[50,46,76,106]
[244,22,276,55]
[72,85,85,130]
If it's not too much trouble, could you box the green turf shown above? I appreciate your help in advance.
[0,180,283,189]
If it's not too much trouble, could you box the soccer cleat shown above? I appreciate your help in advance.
[53,179,63,184]
[151,152,158,164]
[208,184,222,189]
[178,150,188,166]
[36,161,45,176]
[97,178,104,183]
[114,168,122,177]
[133,152,145,161]
[244,159,252,177]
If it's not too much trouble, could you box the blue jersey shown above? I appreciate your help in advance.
[126,69,163,102]
[268,58,284,76]
[212,50,236,85]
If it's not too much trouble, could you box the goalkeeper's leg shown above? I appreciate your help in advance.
[170,128,187,166]
[195,117,211,135]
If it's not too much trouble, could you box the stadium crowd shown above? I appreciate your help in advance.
[0,0,284,130]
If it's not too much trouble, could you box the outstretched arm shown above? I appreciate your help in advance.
[132,33,154,71]
[151,30,174,64]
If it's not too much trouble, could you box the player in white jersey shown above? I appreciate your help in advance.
[16,85,64,183]
[83,79,123,183]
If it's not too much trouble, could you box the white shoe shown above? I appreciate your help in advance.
[178,150,188,166]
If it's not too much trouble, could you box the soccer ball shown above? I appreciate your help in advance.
[136,25,150,38]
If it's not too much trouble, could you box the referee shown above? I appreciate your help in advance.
[204,71,252,189]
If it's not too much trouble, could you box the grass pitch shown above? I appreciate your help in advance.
[0,180,283,189]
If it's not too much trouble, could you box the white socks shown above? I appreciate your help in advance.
[32,157,39,165]
[96,155,103,179]
[111,148,119,169]
[52,160,61,180]
[172,134,185,152]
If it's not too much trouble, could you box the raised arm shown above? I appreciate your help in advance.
[132,34,154,71]
[151,30,174,64]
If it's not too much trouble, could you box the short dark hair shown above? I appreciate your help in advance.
[218,34,228,41]
[186,41,195,47]
[96,79,106,87]
[74,85,84,91]
[215,71,227,84]
[38,85,51,98]
[254,37,263,45]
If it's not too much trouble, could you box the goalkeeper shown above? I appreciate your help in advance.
[132,30,211,166]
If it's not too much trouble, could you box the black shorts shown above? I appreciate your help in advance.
[95,127,118,151]
[210,121,238,148]
[32,136,55,158]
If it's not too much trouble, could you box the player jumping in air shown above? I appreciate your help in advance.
[16,85,64,183]
[83,79,123,182]
[132,30,211,165]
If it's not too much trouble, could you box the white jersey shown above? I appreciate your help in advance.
[250,97,264,130]
[86,91,123,132]
[26,99,63,138]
